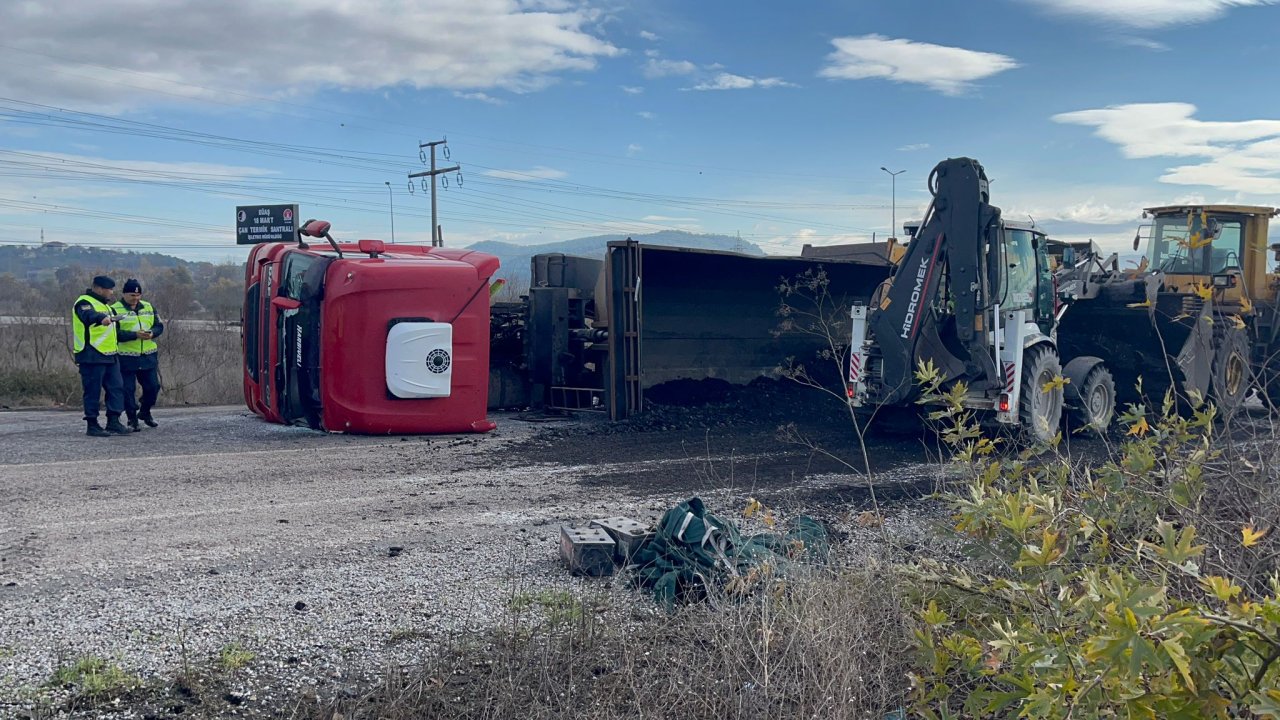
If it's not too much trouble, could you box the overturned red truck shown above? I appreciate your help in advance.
[241,220,499,434]
[243,212,895,434]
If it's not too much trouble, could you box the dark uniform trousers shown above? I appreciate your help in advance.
[122,364,161,416]
[80,361,124,420]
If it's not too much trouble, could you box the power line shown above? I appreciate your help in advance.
[0,101,889,245]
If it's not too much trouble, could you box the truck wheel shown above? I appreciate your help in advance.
[1069,365,1116,434]
[1020,345,1064,445]
[1210,327,1250,418]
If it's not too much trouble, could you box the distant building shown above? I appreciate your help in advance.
[41,241,67,249]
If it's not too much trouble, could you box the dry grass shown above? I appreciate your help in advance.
[0,320,242,408]
[296,563,911,720]
[156,323,241,406]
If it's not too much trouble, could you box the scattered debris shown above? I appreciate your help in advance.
[561,498,830,609]
[629,497,829,609]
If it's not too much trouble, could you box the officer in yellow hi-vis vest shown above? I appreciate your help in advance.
[112,278,165,431]
[72,275,131,437]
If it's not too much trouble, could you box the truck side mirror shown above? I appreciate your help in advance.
[1132,231,1141,252]
[271,296,302,311]
[300,220,332,238]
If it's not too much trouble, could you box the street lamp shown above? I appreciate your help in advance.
[384,181,395,242]
[880,167,905,238]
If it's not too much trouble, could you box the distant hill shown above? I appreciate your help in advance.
[466,231,763,279]
[0,243,200,280]
[1,231,763,283]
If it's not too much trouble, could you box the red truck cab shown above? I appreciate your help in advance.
[241,234,499,434]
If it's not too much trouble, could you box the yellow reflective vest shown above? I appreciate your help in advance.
[112,299,158,356]
[71,293,118,357]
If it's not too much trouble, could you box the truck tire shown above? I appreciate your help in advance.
[1020,345,1064,445]
[1210,326,1250,419]
[1068,364,1116,434]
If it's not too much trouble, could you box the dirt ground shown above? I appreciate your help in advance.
[0,387,951,718]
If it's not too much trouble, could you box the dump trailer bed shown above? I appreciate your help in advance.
[605,241,891,419]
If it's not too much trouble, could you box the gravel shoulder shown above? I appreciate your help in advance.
[0,404,943,718]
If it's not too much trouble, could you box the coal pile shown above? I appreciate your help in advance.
[611,377,849,434]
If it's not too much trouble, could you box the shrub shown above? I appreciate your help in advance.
[908,370,1280,718]
[0,368,80,407]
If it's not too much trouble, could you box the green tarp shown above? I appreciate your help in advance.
[629,497,830,609]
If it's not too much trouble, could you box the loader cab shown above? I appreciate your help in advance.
[1143,205,1278,305]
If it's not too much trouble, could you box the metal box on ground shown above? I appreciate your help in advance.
[560,525,616,577]
[590,517,652,564]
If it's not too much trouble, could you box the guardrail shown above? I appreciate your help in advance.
[0,316,241,332]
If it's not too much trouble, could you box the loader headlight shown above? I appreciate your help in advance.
[1212,274,1236,288]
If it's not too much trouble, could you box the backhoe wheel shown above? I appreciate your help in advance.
[1210,327,1250,419]
[1020,345,1064,445]
[1069,365,1116,435]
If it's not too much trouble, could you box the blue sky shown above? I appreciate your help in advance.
[1,0,1278,264]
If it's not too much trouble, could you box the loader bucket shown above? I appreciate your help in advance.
[1057,275,1212,406]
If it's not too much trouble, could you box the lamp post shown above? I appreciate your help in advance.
[384,181,395,242]
[880,167,905,238]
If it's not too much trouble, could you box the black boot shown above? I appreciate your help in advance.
[86,419,110,437]
[105,415,132,436]
[139,410,158,428]
[126,412,140,432]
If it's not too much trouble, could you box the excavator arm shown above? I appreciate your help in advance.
[866,157,1003,404]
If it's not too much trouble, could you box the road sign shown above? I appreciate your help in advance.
[236,204,300,245]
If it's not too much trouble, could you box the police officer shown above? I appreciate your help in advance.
[113,278,165,431]
[72,276,131,437]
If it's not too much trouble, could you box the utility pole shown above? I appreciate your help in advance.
[409,139,460,247]
[880,167,906,238]
[384,181,395,243]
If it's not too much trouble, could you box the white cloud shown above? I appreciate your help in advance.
[1029,200,1147,225]
[1115,36,1171,51]
[480,166,568,180]
[643,57,698,78]
[626,143,643,157]
[1,150,273,181]
[688,73,796,91]
[1022,0,1275,27]
[0,0,619,111]
[897,143,930,152]
[639,30,660,41]
[621,85,644,94]
[0,152,274,219]
[819,35,1019,95]
[640,215,699,227]
[637,111,656,120]
[1054,102,1280,194]
[453,91,505,105]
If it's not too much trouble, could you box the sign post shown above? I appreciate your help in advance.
[236,204,300,245]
